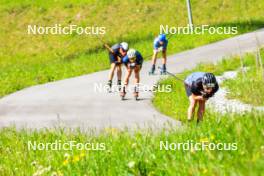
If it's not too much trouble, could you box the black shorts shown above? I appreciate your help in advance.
[184,83,192,97]
[109,53,118,64]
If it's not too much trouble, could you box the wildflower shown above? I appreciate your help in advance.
[63,159,69,166]
[131,143,137,149]
[200,137,209,143]
[51,172,57,176]
[73,156,80,163]
[210,134,215,140]
[104,127,119,135]
[64,153,70,159]
[31,161,37,167]
[202,168,208,174]
[127,161,135,168]
[80,151,86,158]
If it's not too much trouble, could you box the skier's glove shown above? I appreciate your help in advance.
[158,47,163,52]
[129,62,136,69]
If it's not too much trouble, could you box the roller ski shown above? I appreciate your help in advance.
[148,64,155,75]
[120,86,126,100]
[107,80,112,93]
[159,64,167,75]
[134,85,139,101]
[117,80,122,91]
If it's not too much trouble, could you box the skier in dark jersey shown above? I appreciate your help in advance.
[107,42,129,91]
[120,48,143,100]
[184,72,219,123]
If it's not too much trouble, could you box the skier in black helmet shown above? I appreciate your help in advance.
[184,72,219,123]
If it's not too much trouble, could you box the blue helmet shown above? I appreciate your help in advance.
[158,34,166,42]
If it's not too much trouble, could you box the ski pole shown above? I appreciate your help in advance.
[157,66,185,82]
[95,35,122,63]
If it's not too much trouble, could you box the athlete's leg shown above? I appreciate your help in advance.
[188,94,197,121]
[116,64,122,82]
[162,49,167,65]
[133,66,141,98]
[161,50,167,72]
[108,63,116,87]
[150,50,158,73]
[197,100,206,123]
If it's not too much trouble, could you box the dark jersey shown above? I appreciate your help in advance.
[122,50,143,65]
[185,72,219,98]
[109,44,123,63]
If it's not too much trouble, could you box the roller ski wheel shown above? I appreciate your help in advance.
[148,71,155,75]
[134,95,139,101]
[149,65,155,75]
[117,80,122,91]
[120,87,126,101]
[160,71,167,75]
[107,81,112,93]
[134,85,139,101]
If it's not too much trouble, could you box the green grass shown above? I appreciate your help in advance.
[0,112,263,175]
[223,52,264,106]
[1,0,264,97]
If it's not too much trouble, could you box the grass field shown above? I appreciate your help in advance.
[1,1,264,175]
[1,0,264,97]
[223,52,264,106]
[1,51,264,175]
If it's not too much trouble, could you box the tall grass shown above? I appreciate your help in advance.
[0,112,263,175]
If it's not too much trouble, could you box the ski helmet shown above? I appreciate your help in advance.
[127,49,136,62]
[120,42,129,51]
[202,73,217,88]
[158,34,166,42]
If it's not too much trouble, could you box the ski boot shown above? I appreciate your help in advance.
[107,80,112,93]
[148,64,155,75]
[120,86,126,100]
[160,64,167,75]
[117,80,122,91]
[134,84,139,101]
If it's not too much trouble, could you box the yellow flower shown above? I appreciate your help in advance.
[63,159,69,166]
[80,151,86,158]
[210,134,215,140]
[104,127,119,134]
[200,137,209,143]
[202,168,208,174]
[73,156,80,163]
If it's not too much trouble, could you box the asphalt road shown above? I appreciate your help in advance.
[0,29,263,131]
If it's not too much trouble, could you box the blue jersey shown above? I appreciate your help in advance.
[153,37,168,50]
[122,50,143,65]
[184,72,205,86]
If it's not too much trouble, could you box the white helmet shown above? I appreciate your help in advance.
[127,49,136,58]
[120,42,129,51]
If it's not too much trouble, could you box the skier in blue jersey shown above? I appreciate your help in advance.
[149,34,168,75]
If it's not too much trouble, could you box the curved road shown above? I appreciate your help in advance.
[0,29,264,130]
